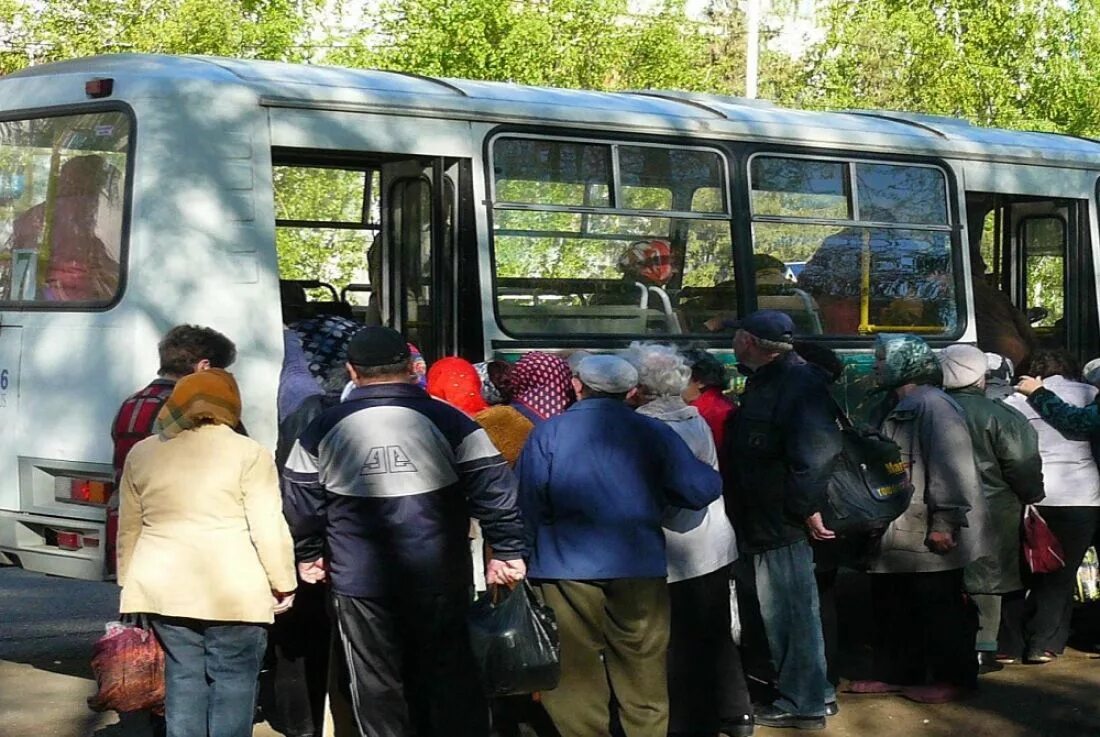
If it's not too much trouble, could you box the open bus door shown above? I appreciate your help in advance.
[975,195,1099,366]
[379,158,470,363]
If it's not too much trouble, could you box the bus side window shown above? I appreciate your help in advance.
[1021,215,1067,343]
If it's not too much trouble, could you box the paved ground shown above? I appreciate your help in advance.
[2,564,1099,737]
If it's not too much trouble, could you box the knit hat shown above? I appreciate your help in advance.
[577,355,639,395]
[940,344,988,390]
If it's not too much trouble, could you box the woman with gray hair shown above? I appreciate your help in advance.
[623,342,752,737]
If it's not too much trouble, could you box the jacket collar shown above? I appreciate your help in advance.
[345,382,428,402]
[566,397,634,413]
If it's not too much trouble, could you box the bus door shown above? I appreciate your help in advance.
[974,195,1098,362]
[380,158,463,362]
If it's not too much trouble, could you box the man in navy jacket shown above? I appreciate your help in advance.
[517,354,721,737]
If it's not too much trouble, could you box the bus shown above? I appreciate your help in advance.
[1,53,1098,579]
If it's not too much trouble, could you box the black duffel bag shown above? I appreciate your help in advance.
[468,582,560,697]
[821,401,914,537]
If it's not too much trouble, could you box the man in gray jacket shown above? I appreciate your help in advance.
[848,334,988,704]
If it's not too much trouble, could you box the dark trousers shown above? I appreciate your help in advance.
[870,569,977,689]
[331,590,488,737]
[263,583,331,737]
[151,617,268,737]
[668,565,752,736]
[538,578,669,737]
[1024,506,1100,653]
[814,565,839,690]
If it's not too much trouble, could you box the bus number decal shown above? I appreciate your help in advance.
[0,369,8,407]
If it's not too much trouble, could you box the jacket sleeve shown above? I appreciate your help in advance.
[242,445,298,594]
[516,429,551,555]
[115,458,142,587]
[281,438,329,563]
[994,408,1045,505]
[922,402,975,534]
[781,379,842,520]
[456,427,526,561]
[1028,387,1100,437]
[657,422,722,510]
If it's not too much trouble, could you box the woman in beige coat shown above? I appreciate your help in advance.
[117,369,297,737]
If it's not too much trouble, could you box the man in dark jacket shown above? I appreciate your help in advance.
[517,354,721,737]
[283,327,526,737]
[941,344,1044,674]
[723,310,842,731]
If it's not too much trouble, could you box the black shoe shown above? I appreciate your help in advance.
[1025,649,1056,664]
[753,704,826,731]
[720,713,755,737]
[977,651,1004,674]
[824,700,839,717]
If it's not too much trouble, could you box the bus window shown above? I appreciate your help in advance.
[0,112,129,306]
[1021,216,1067,332]
[491,136,733,336]
[750,155,956,337]
[273,163,380,324]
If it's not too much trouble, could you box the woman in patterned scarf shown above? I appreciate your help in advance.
[476,352,575,466]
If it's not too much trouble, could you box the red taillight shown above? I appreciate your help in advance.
[70,478,112,505]
[85,78,114,98]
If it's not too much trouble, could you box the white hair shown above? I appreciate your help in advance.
[623,342,690,397]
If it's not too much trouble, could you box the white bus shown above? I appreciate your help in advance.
[1,53,1099,579]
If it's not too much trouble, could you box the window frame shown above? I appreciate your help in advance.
[486,130,735,340]
[0,102,136,312]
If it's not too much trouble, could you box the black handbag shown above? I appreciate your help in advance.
[820,401,914,536]
[468,582,560,696]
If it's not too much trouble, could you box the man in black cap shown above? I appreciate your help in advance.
[723,310,841,731]
[282,326,526,737]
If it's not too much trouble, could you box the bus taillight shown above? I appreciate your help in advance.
[69,478,112,505]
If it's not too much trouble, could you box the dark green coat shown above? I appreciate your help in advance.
[949,386,1045,593]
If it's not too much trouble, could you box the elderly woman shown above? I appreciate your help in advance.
[1007,350,1100,663]
[117,369,297,737]
[624,343,751,737]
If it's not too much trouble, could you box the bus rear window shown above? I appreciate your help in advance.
[0,111,129,306]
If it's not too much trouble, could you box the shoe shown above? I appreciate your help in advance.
[995,652,1019,664]
[824,700,839,717]
[720,713,755,737]
[844,680,902,694]
[977,651,1004,674]
[753,704,826,731]
[1025,649,1056,664]
[901,683,970,704]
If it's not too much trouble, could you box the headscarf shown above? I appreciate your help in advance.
[873,333,942,389]
[408,343,428,389]
[510,352,575,420]
[290,315,361,382]
[618,239,674,286]
[984,352,1016,400]
[154,369,242,440]
[427,357,489,415]
[279,330,324,423]
[1083,357,1100,387]
[474,360,513,405]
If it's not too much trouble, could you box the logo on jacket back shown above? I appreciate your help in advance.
[361,445,419,475]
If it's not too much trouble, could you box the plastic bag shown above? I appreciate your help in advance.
[1023,505,1066,575]
[87,619,165,714]
[1076,546,1100,603]
[468,582,560,696]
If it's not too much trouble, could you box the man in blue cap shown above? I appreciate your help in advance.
[723,310,841,730]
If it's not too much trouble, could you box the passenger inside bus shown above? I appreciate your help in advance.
[6,154,121,302]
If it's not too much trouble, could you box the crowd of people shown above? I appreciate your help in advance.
[108,310,1100,737]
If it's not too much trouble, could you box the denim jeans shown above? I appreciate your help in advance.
[152,617,267,737]
[753,539,831,717]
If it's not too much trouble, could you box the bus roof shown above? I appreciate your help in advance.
[7,53,1100,168]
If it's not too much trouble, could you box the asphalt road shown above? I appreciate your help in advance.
[2,563,1099,737]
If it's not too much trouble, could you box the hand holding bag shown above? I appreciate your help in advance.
[1023,505,1066,574]
[468,582,560,696]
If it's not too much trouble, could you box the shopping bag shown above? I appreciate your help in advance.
[1023,505,1066,574]
[468,582,560,696]
[87,619,165,714]
[1076,546,1100,603]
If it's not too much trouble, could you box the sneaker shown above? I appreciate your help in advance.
[753,704,826,731]
[901,683,971,704]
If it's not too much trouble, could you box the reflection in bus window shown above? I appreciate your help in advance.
[491,137,733,336]
[750,155,956,337]
[0,113,128,305]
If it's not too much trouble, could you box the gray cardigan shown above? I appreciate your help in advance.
[869,385,990,574]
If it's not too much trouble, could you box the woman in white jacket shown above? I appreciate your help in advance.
[625,343,752,737]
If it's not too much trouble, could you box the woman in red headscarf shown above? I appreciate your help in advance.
[426,357,489,416]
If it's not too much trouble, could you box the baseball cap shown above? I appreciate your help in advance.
[346,327,411,367]
[723,309,795,343]
[576,355,639,394]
